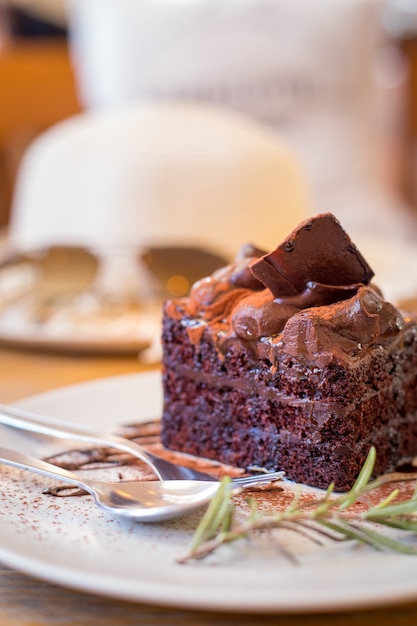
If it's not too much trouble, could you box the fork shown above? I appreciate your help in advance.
[0,403,279,483]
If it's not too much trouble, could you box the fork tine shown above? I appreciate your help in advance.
[232,471,285,486]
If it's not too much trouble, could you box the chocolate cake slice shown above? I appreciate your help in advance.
[161,213,417,491]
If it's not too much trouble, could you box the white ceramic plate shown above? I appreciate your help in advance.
[0,297,159,355]
[2,371,417,613]
[0,252,161,355]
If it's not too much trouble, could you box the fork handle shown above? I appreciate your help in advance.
[0,445,93,494]
[0,403,164,479]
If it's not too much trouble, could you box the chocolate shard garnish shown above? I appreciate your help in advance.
[250,213,374,298]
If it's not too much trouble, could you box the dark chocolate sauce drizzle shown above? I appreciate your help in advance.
[42,420,247,498]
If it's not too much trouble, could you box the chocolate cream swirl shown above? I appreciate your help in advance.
[186,214,405,363]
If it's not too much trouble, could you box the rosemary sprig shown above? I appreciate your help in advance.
[179,447,417,563]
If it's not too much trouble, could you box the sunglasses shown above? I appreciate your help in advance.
[140,246,228,297]
[0,244,228,309]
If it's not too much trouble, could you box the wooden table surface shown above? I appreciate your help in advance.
[1,345,417,626]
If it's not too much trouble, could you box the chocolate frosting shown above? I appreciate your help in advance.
[231,290,299,340]
[280,286,404,367]
[179,213,404,364]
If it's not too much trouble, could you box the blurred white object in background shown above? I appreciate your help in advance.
[383,0,417,39]
[67,0,378,120]
[66,0,417,243]
[8,101,309,259]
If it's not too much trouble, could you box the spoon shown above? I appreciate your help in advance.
[0,446,284,522]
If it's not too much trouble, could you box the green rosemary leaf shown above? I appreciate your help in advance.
[338,446,376,511]
[312,483,336,517]
[349,524,417,555]
[325,483,335,498]
[188,477,232,552]
[220,502,234,533]
[363,499,417,519]
[287,519,342,545]
[377,519,417,532]
[247,498,259,523]
[318,519,384,549]
[370,488,399,510]
[210,480,235,532]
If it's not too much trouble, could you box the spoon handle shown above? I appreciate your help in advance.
[0,403,164,479]
[0,445,92,494]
